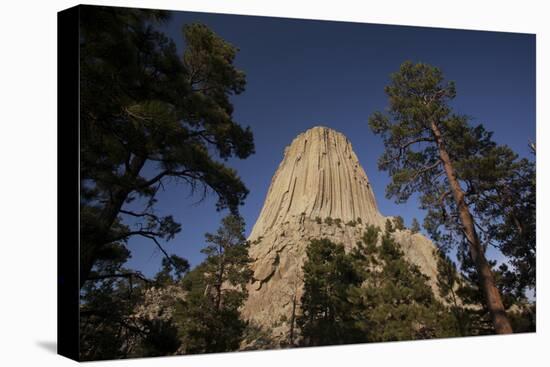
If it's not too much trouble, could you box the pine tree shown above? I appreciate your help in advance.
[349,226,457,341]
[174,215,253,353]
[473,158,535,297]
[369,61,513,333]
[434,249,480,336]
[154,255,190,285]
[393,216,406,230]
[425,135,535,324]
[410,218,421,233]
[297,238,363,346]
[79,6,255,288]
[201,215,253,312]
[79,250,182,360]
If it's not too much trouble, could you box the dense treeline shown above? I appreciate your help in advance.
[79,6,535,360]
[80,214,253,360]
[81,218,535,359]
[296,222,534,348]
[297,225,457,346]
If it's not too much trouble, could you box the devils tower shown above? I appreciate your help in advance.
[241,126,442,345]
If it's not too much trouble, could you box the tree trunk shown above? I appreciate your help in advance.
[430,121,513,334]
[80,155,147,288]
[215,249,226,311]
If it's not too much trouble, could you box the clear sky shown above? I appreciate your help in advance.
[124,10,535,277]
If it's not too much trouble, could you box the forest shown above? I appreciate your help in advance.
[78,6,535,360]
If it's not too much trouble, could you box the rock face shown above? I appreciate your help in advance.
[249,126,385,239]
[241,126,441,345]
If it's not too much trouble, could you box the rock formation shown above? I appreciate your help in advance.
[241,126,442,345]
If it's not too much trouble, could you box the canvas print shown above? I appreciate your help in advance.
[61,4,536,361]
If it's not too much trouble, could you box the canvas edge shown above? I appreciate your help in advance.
[57,4,80,362]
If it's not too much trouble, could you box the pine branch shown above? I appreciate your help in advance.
[410,160,442,181]
[88,271,151,283]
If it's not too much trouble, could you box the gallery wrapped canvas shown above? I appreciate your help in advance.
[58,4,536,361]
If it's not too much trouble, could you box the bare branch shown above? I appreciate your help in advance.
[107,230,180,273]
[120,209,161,223]
[139,169,201,189]
[140,233,179,270]
[439,190,452,207]
[88,271,151,283]
[107,230,162,244]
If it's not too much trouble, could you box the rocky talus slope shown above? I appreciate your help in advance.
[241,126,441,345]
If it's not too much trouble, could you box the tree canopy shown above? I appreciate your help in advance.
[369,61,535,333]
[174,215,253,354]
[297,227,459,346]
[79,6,255,287]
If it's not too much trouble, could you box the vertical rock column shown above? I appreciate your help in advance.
[249,126,385,241]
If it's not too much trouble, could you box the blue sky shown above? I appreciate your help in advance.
[124,11,535,277]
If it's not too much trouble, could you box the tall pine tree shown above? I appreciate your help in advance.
[369,61,513,333]
[79,6,255,288]
[297,239,363,346]
[349,225,457,341]
[174,215,253,353]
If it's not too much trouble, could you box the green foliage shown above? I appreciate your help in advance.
[476,159,536,297]
[454,258,535,335]
[79,267,182,360]
[315,216,322,224]
[434,250,480,336]
[410,218,421,234]
[241,322,277,350]
[436,247,535,337]
[368,61,455,204]
[451,253,500,335]
[298,229,459,346]
[431,150,536,306]
[358,225,380,257]
[393,216,406,230]
[349,231,458,341]
[508,304,536,333]
[324,217,333,226]
[369,61,535,329]
[154,255,190,285]
[297,239,363,346]
[334,218,342,228]
[173,215,253,354]
[346,220,357,227]
[368,61,486,217]
[356,217,362,224]
[137,318,182,357]
[79,276,140,360]
[78,7,257,358]
[79,6,255,288]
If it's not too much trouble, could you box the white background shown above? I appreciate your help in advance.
[0,0,547,365]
